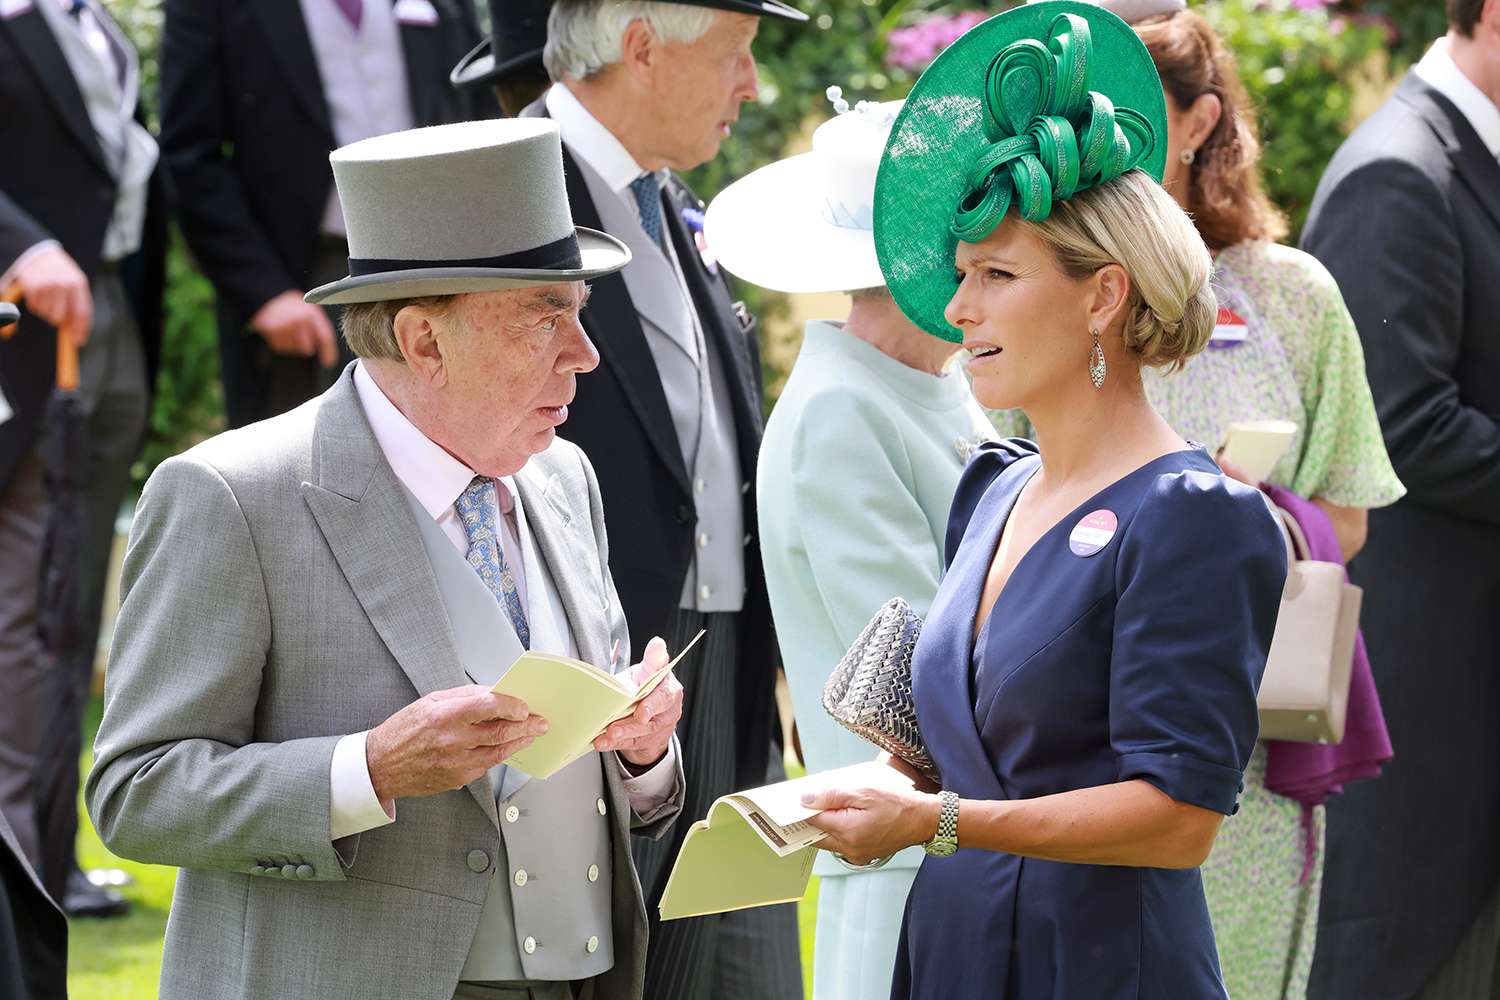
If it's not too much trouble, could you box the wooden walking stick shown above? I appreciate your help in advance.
[0,283,80,390]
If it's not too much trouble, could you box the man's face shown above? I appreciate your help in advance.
[428,282,598,477]
[644,12,760,171]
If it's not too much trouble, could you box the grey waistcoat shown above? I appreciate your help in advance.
[574,157,746,613]
[298,0,416,236]
[402,487,615,984]
[35,0,157,262]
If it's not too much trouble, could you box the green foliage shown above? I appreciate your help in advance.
[131,231,225,489]
[1204,0,1388,238]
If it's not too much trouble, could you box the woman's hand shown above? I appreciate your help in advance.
[800,785,942,865]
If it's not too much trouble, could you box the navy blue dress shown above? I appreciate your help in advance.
[891,440,1286,999]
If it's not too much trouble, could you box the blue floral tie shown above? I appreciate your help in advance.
[629,173,664,249]
[456,476,531,649]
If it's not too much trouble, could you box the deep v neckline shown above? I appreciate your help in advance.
[968,447,1201,658]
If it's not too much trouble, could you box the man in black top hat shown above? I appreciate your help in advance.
[504,0,808,996]
[452,0,554,117]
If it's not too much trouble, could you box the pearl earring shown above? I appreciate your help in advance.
[1179,148,1196,165]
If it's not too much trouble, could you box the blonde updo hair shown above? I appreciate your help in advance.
[1018,170,1215,372]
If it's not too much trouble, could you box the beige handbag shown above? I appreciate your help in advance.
[1256,505,1362,743]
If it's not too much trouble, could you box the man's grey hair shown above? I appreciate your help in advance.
[340,295,462,361]
[544,0,716,82]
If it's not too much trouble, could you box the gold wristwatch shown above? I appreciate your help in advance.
[924,790,959,857]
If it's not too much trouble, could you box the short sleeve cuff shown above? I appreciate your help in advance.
[1117,751,1245,816]
[330,731,396,841]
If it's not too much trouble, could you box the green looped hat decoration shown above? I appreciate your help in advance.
[874,1,1167,342]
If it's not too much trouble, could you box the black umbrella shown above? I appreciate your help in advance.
[0,295,88,899]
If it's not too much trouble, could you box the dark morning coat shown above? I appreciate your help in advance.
[522,98,780,794]
[0,6,165,492]
[1301,71,1500,1000]
[158,0,494,426]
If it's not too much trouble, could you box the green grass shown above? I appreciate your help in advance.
[69,697,820,998]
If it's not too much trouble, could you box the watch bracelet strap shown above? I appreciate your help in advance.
[933,790,959,845]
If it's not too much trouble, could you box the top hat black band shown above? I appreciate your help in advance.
[348,232,583,277]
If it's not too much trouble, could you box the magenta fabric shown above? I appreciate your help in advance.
[1261,484,1393,808]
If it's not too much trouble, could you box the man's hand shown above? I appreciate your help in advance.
[594,636,683,769]
[250,289,339,366]
[365,685,548,805]
[6,246,92,347]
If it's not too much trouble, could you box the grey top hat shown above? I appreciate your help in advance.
[306,119,631,306]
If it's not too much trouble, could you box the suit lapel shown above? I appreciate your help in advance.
[552,137,692,493]
[513,463,609,668]
[662,180,764,439]
[1402,73,1500,234]
[0,8,110,175]
[254,0,333,138]
[299,372,498,826]
[396,0,446,127]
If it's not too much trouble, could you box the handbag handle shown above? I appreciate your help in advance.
[1270,502,1311,564]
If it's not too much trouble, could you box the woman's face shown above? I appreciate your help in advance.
[944,219,1099,411]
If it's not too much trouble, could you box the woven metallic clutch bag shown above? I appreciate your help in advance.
[821,597,940,783]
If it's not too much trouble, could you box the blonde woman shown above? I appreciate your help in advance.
[798,5,1287,996]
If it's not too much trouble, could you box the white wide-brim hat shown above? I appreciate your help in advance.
[308,119,630,306]
[704,100,902,295]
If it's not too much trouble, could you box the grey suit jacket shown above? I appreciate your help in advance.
[85,366,680,1000]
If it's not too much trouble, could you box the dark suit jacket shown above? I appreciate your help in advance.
[159,0,493,426]
[0,6,165,492]
[0,808,66,1000]
[1302,72,1500,1000]
[523,99,779,791]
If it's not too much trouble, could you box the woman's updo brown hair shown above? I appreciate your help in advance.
[1135,10,1288,251]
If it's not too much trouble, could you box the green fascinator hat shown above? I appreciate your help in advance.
[874,0,1167,342]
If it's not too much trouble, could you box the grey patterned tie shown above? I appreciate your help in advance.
[455,476,530,650]
[629,173,665,249]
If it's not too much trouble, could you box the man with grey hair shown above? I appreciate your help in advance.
[504,0,806,996]
[87,119,687,1000]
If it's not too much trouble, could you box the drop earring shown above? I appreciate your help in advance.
[1089,329,1106,389]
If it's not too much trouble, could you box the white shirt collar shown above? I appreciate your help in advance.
[1414,36,1500,160]
[544,82,651,195]
[352,361,519,522]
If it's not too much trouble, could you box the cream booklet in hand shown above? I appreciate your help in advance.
[658,760,915,920]
[490,630,704,780]
[1218,419,1298,485]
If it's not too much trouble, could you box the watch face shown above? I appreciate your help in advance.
[925,839,958,858]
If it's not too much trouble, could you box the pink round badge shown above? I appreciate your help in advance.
[1068,509,1118,557]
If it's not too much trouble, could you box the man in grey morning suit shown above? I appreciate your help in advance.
[86,119,687,1000]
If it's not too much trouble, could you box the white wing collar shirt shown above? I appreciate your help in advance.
[1414,35,1500,160]
[328,362,677,840]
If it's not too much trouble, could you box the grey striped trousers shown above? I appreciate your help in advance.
[631,608,802,999]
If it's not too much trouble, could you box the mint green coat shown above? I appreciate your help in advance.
[757,321,994,999]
